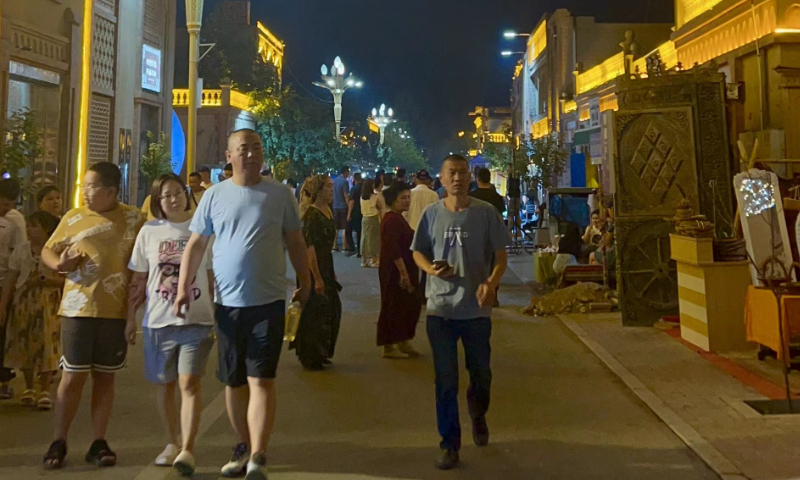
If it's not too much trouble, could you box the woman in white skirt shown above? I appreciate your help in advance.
[127,173,215,477]
[360,177,385,268]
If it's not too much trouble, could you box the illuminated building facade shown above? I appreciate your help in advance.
[672,0,800,162]
[510,9,672,188]
[469,106,512,154]
[0,0,177,207]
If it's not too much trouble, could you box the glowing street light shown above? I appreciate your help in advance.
[185,0,205,178]
[504,31,530,39]
[313,56,363,142]
[369,104,395,145]
[501,50,525,57]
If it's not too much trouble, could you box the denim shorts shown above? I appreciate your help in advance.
[143,325,215,384]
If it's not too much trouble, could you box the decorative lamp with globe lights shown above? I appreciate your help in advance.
[313,56,363,143]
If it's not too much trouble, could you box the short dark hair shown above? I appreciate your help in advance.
[442,154,469,169]
[26,211,59,237]
[383,181,412,208]
[0,179,21,202]
[396,168,406,178]
[224,163,233,172]
[286,178,297,188]
[36,185,61,205]
[340,166,350,174]
[149,173,191,220]
[199,167,211,174]
[88,162,122,192]
[353,173,362,181]
[477,168,491,184]
[591,209,601,217]
[189,172,202,179]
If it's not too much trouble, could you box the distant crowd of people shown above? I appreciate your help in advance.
[0,128,512,477]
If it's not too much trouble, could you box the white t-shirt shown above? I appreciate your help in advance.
[404,184,440,231]
[361,191,385,217]
[0,212,26,284]
[129,219,214,329]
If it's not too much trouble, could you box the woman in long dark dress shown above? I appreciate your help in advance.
[291,174,343,370]
[378,182,422,359]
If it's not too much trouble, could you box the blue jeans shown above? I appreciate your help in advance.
[426,316,492,452]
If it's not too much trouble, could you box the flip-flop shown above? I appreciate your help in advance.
[85,439,117,467]
[20,389,36,406]
[37,392,52,411]
[43,439,67,469]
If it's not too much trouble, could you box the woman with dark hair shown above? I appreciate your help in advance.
[360,177,384,268]
[127,173,215,475]
[553,222,582,276]
[37,186,63,218]
[292,175,342,370]
[377,183,422,359]
[2,211,63,410]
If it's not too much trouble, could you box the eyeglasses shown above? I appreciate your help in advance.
[159,190,186,201]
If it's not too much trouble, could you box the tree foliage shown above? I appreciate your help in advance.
[377,126,428,172]
[198,9,277,91]
[139,131,174,180]
[484,133,568,191]
[1,108,42,202]
[254,88,353,180]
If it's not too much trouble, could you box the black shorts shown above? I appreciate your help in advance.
[215,301,285,387]
[60,317,128,373]
[333,208,349,230]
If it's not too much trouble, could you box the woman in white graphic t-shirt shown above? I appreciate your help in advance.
[127,173,215,477]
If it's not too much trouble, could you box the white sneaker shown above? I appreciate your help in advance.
[221,442,250,477]
[245,455,268,480]
[155,444,180,466]
[173,450,196,477]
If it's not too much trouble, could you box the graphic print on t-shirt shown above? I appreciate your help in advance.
[157,238,200,303]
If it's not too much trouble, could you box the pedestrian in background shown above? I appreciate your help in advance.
[223,163,233,180]
[175,129,311,480]
[378,182,421,359]
[360,178,384,268]
[1,211,62,411]
[412,154,510,471]
[347,173,363,257]
[293,175,342,370]
[405,170,439,231]
[332,166,351,252]
[128,173,215,476]
[187,172,205,207]
[37,186,64,219]
[0,179,26,401]
[198,167,213,190]
[42,162,145,469]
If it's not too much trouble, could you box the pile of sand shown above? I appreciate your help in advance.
[523,282,618,316]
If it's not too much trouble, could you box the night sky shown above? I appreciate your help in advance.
[178,0,673,162]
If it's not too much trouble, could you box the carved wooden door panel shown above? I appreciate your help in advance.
[613,72,734,327]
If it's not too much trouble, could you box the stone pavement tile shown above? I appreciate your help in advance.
[558,313,800,480]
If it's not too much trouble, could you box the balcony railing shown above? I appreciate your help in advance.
[172,88,253,112]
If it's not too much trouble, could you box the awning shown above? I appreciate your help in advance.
[470,155,489,168]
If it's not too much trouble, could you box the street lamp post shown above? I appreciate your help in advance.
[369,104,394,145]
[313,56,362,142]
[185,0,204,179]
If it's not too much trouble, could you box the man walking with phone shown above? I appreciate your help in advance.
[411,155,510,470]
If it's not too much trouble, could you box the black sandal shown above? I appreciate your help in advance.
[43,439,67,470]
[85,439,116,467]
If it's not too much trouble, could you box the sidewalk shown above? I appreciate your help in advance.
[506,253,800,479]
[558,313,800,480]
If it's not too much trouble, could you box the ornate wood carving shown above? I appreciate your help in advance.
[613,70,734,326]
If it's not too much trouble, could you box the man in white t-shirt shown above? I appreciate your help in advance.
[0,179,26,400]
[405,170,440,231]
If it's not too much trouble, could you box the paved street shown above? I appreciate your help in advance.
[0,255,717,480]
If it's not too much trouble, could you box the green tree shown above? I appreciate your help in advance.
[139,131,174,180]
[378,126,428,172]
[198,8,277,91]
[254,87,353,180]
[1,108,42,203]
[522,133,568,191]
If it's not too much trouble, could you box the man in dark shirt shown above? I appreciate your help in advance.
[469,168,506,216]
[347,173,364,257]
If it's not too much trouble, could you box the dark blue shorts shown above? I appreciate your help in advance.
[215,301,285,387]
